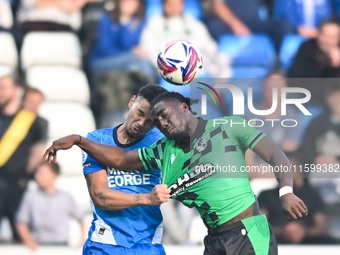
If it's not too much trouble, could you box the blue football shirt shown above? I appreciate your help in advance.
[82,125,164,248]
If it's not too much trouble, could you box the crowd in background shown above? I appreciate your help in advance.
[0,0,340,249]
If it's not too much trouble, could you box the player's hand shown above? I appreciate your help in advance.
[43,135,80,163]
[149,184,170,205]
[280,193,308,220]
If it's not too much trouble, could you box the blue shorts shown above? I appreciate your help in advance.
[83,239,166,255]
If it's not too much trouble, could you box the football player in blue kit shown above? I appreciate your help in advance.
[82,85,170,255]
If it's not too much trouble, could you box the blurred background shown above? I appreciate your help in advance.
[0,0,340,254]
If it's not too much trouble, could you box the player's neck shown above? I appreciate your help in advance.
[117,124,138,144]
[189,116,199,136]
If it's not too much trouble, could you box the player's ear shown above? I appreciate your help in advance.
[180,102,189,111]
[128,95,137,109]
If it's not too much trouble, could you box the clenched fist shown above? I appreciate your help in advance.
[149,184,170,205]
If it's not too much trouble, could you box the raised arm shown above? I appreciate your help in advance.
[43,134,143,170]
[253,137,308,220]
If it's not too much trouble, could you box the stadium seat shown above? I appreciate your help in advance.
[146,0,203,19]
[39,102,96,139]
[56,175,91,213]
[184,0,203,19]
[0,32,18,72]
[26,66,90,105]
[0,1,13,29]
[21,32,82,70]
[0,66,13,76]
[279,34,306,70]
[273,0,286,20]
[145,0,162,19]
[46,139,84,176]
[333,0,340,17]
[230,67,269,79]
[159,78,190,97]
[218,34,276,70]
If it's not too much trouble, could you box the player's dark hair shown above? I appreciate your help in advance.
[37,161,60,176]
[150,91,193,112]
[137,85,168,103]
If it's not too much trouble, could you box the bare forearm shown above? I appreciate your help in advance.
[92,189,151,210]
[85,171,150,210]
[78,136,125,168]
[254,138,293,188]
[269,149,293,188]
[77,135,142,170]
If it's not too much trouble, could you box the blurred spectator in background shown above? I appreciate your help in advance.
[245,73,303,179]
[16,162,85,250]
[0,0,13,31]
[258,169,334,244]
[22,87,44,114]
[90,0,157,82]
[299,84,340,185]
[17,0,86,35]
[140,0,230,78]
[202,0,291,49]
[288,18,340,78]
[247,73,302,154]
[284,0,332,38]
[0,75,48,242]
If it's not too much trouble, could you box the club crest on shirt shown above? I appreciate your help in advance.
[82,150,88,164]
[195,137,207,152]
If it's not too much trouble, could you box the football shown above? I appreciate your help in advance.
[157,40,203,85]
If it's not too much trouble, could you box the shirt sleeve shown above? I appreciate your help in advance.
[16,191,31,224]
[226,116,266,150]
[137,138,166,171]
[82,132,106,176]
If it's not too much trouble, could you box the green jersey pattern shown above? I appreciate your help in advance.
[138,116,266,228]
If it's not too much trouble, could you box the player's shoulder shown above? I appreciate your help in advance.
[87,128,114,142]
[143,128,165,145]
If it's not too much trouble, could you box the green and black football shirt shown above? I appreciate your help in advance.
[138,116,266,228]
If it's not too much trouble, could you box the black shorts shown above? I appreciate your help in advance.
[203,215,277,255]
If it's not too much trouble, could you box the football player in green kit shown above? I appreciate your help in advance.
[44,92,308,255]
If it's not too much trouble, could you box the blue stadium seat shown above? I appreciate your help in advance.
[279,34,306,70]
[159,78,190,97]
[184,0,203,19]
[333,0,340,17]
[230,67,269,79]
[146,0,203,19]
[273,0,286,20]
[218,34,276,70]
[145,0,162,19]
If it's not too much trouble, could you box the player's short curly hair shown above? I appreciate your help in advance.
[150,91,195,112]
[137,85,168,103]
